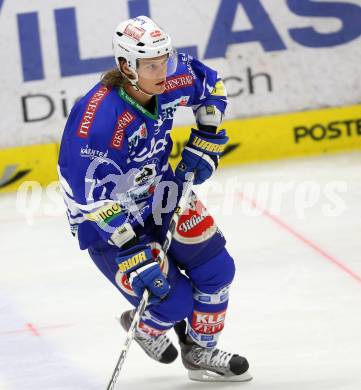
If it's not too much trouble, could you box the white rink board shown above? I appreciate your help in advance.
[0,0,361,147]
[0,152,361,389]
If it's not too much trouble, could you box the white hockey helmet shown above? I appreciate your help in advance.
[113,16,177,82]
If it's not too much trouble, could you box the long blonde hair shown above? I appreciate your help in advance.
[100,68,125,88]
[100,58,137,88]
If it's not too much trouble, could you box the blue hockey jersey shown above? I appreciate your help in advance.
[58,53,228,249]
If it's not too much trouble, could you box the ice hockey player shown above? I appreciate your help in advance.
[58,15,251,382]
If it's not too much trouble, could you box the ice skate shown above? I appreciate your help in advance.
[120,309,178,364]
[174,320,252,382]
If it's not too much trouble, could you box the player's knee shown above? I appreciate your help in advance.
[218,249,236,286]
[189,248,236,292]
[151,274,194,324]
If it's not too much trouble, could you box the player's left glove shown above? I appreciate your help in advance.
[175,128,229,185]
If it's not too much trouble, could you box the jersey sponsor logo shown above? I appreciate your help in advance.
[192,310,227,335]
[117,164,159,205]
[160,96,190,120]
[115,242,169,297]
[120,182,156,204]
[128,123,148,151]
[76,86,110,138]
[80,145,109,161]
[133,129,171,162]
[134,163,156,186]
[86,202,124,225]
[174,195,217,244]
[165,74,194,92]
[110,110,136,150]
[124,24,146,41]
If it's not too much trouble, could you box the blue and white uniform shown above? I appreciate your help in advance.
[58,53,235,348]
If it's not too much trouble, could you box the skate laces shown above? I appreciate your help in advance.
[192,346,233,370]
[135,329,171,359]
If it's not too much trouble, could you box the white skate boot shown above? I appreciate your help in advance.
[120,309,178,364]
[174,320,252,382]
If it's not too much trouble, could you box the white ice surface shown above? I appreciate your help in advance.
[0,152,360,390]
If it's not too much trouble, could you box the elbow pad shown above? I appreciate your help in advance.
[108,223,136,248]
[196,105,223,133]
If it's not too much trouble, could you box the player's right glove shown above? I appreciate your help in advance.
[115,244,170,305]
[175,128,229,185]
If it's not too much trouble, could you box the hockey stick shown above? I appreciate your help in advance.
[106,172,195,390]
[156,172,195,266]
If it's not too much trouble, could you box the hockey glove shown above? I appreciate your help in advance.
[175,128,229,185]
[116,244,170,305]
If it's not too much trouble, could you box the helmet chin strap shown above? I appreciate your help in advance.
[130,81,154,97]
[121,69,155,98]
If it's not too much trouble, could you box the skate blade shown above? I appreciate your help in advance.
[188,369,253,382]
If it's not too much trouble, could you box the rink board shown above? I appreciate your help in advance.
[0,143,59,193]
[0,104,360,193]
[216,103,361,165]
[3,0,361,148]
